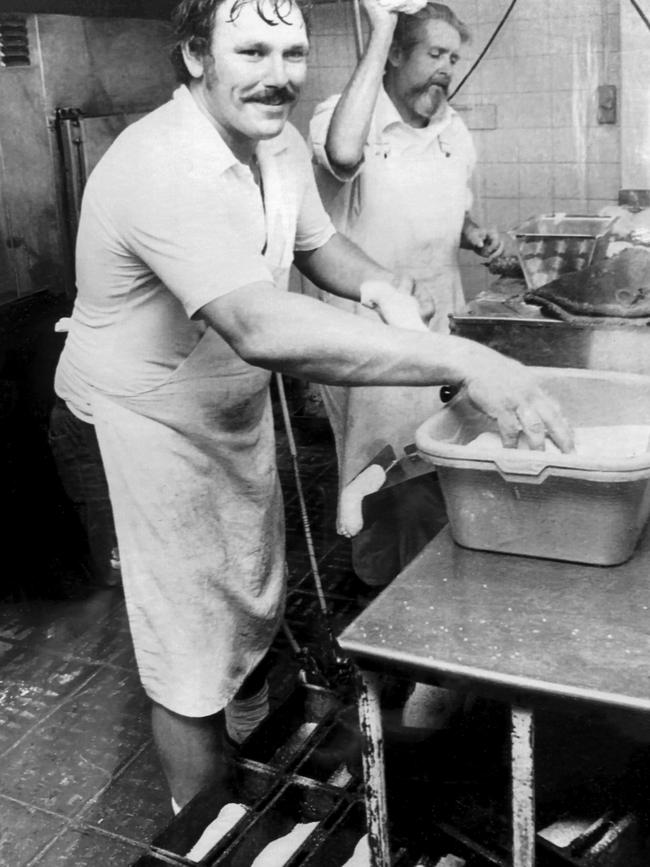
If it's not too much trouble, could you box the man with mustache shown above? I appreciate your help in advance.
[54,0,570,811]
[310,2,503,593]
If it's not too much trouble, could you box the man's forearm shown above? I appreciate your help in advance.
[199,282,575,453]
[294,233,399,302]
[201,280,485,388]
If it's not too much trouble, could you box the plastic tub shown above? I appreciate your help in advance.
[415,368,650,565]
[510,213,615,290]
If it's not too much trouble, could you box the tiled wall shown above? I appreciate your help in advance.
[297,0,637,300]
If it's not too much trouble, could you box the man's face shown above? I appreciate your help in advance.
[390,19,462,126]
[187,0,309,147]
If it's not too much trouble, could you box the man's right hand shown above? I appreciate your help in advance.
[462,357,574,453]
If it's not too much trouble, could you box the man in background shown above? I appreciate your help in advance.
[310,0,504,590]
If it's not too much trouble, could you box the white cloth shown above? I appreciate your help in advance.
[55,85,335,715]
[309,88,476,486]
[375,0,427,11]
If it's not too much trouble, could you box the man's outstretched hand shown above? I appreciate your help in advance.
[463,357,574,453]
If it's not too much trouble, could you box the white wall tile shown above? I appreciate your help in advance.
[500,92,553,129]
[476,128,519,163]
[515,56,555,93]
[518,128,554,163]
[587,163,621,200]
[310,2,354,35]
[513,0,553,20]
[475,57,509,93]
[484,197,521,230]
[604,12,621,52]
[451,0,478,24]
[315,36,356,68]
[586,126,620,164]
[480,0,516,25]
[548,14,603,50]
[483,162,519,196]
[603,50,622,86]
[518,196,554,221]
[552,91,589,128]
[480,23,514,60]
[519,163,552,197]
[552,127,589,164]
[587,198,618,214]
[509,17,550,55]
[553,198,590,215]
[553,163,588,200]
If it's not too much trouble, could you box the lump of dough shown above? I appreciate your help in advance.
[250,821,319,867]
[338,464,387,538]
[470,431,561,455]
[185,802,248,862]
[342,834,371,867]
[469,426,650,461]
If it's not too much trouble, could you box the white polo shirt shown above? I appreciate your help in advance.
[56,85,335,421]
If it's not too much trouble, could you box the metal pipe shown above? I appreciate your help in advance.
[351,0,365,59]
[357,670,391,867]
[511,706,535,867]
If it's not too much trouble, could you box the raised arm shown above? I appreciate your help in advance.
[323,0,397,175]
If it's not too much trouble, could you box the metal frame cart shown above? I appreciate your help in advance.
[339,525,650,867]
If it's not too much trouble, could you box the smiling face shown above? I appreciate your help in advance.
[182,0,309,159]
[386,19,462,127]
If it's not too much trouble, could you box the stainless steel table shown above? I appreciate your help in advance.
[339,526,650,867]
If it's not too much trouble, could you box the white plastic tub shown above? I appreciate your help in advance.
[415,368,650,565]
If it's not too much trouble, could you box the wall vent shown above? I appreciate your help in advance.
[0,15,30,68]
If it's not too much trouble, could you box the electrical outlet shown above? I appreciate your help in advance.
[597,84,617,124]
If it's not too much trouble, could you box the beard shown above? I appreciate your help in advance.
[409,80,448,121]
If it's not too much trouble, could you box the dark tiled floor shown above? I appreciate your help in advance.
[4,410,650,866]
[0,416,359,866]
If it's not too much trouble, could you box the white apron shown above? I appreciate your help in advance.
[320,127,469,487]
[92,144,296,718]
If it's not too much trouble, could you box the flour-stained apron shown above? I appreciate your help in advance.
[92,146,296,717]
[320,129,469,487]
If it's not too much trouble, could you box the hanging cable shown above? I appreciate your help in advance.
[281,620,303,655]
[629,0,650,31]
[275,374,357,696]
[275,372,329,617]
[351,0,365,59]
[449,0,520,100]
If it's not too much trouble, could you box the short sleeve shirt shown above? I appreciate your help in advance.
[56,85,335,421]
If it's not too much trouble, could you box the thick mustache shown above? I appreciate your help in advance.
[428,77,450,91]
[244,88,297,105]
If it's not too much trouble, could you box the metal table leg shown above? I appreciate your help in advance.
[357,670,391,867]
[511,706,535,867]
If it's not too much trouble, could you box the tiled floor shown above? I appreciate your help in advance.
[3,408,650,866]
[0,415,358,866]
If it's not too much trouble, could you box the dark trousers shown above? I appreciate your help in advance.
[353,473,448,587]
[48,398,120,586]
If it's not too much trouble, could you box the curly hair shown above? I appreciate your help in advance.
[170,0,311,84]
[392,1,470,59]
